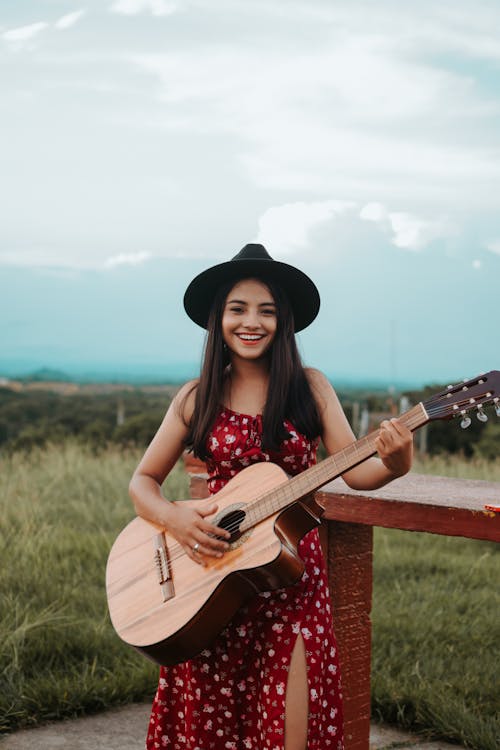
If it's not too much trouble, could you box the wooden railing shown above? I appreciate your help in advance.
[183,454,500,750]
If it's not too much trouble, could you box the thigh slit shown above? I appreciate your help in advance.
[284,632,309,750]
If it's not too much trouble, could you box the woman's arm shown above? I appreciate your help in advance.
[307,369,413,491]
[129,381,230,564]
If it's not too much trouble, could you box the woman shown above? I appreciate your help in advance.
[129,243,413,750]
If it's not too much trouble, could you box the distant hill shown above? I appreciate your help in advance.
[0,360,200,386]
[20,367,74,383]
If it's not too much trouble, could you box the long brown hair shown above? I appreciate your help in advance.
[182,276,322,459]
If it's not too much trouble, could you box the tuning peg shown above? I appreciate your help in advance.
[476,406,488,423]
[460,412,472,429]
[494,398,500,417]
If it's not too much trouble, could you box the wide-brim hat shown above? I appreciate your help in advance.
[183,243,320,332]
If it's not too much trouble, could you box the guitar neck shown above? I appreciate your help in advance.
[241,402,429,531]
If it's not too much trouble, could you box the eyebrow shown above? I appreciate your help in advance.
[226,298,276,307]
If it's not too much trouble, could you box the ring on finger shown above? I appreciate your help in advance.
[193,542,200,553]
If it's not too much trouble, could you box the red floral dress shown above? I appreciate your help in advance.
[146,408,344,750]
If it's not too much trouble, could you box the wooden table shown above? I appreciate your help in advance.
[317,474,500,750]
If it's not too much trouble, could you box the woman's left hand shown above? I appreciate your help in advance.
[375,418,413,477]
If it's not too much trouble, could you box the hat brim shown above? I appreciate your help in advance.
[183,257,320,332]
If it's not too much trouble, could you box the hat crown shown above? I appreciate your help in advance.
[231,243,273,262]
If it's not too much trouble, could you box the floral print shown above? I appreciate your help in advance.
[205,410,320,493]
[147,409,343,749]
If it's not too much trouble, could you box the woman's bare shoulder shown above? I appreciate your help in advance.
[305,368,343,417]
[305,367,335,395]
[172,378,199,424]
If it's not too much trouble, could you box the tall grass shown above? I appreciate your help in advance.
[0,442,188,732]
[413,452,500,481]
[372,528,499,749]
[371,453,500,749]
[0,444,498,748]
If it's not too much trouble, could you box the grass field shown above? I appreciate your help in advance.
[0,443,498,748]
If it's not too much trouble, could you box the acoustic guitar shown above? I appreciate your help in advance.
[106,371,499,666]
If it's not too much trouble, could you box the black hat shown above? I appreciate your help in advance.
[183,243,320,332]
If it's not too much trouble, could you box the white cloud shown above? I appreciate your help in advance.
[256,200,355,257]
[472,259,482,270]
[415,7,500,62]
[359,203,387,224]
[360,202,451,250]
[256,199,452,258]
[279,2,500,63]
[110,0,178,16]
[389,213,433,250]
[55,10,87,30]
[2,22,48,42]
[104,252,152,268]
[1,11,85,50]
[485,240,500,256]
[0,249,153,271]
[2,0,500,271]
[130,32,500,211]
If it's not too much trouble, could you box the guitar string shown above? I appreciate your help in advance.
[161,418,436,566]
[161,408,427,564]
[159,398,495,567]
[426,395,493,417]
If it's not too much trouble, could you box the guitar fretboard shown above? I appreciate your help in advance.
[240,403,428,532]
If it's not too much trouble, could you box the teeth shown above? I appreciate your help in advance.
[238,334,263,340]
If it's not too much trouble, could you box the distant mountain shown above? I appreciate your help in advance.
[20,367,74,383]
[0,359,200,386]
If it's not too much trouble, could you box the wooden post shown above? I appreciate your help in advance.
[327,522,373,750]
[182,452,209,498]
[352,402,360,436]
[116,398,125,426]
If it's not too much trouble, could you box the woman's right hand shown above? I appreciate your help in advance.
[165,500,231,565]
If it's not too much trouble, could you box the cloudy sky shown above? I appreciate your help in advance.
[1,0,499,386]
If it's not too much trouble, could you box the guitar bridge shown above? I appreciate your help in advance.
[153,533,175,602]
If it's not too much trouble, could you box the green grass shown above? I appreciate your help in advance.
[0,442,189,732]
[371,455,500,749]
[0,444,499,749]
[372,529,499,749]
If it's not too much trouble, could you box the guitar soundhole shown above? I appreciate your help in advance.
[214,504,251,550]
[219,509,246,543]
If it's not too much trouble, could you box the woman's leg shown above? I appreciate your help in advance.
[284,633,309,750]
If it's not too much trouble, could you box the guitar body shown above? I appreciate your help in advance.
[106,462,323,666]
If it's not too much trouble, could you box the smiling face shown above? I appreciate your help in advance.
[221,278,277,361]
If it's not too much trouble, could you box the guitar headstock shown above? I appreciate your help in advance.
[423,371,500,425]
